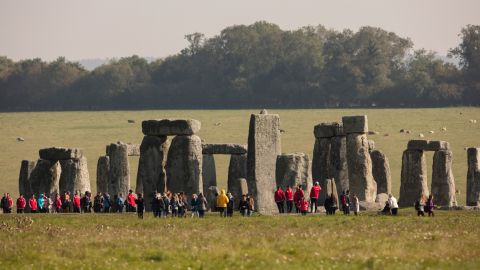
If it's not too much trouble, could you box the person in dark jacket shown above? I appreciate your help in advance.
[426,194,435,217]
[135,193,145,219]
[238,194,249,216]
[190,194,199,218]
[274,186,285,214]
[226,192,234,217]
[197,193,208,218]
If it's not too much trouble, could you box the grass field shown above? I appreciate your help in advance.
[1,108,480,204]
[0,210,479,269]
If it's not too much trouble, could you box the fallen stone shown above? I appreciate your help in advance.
[96,156,110,194]
[142,119,201,136]
[370,150,392,195]
[467,147,480,206]
[431,150,457,207]
[399,149,429,207]
[202,144,247,155]
[342,115,368,134]
[359,201,383,211]
[407,140,450,151]
[39,147,83,160]
[247,112,281,214]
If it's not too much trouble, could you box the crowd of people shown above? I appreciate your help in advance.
[1,183,435,218]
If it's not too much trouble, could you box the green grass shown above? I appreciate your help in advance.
[1,108,480,204]
[0,211,479,269]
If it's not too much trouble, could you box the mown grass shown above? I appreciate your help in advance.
[1,108,480,204]
[0,210,479,269]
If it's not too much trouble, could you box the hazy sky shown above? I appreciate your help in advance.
[1,0,479,61]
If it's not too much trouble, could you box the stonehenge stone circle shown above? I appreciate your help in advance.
[142,119,201,136]
[467,147,480,206]
[275,153,311,190]
[399,149,429,207]
[228,177,249,207]
[39,147,83,161]
[370,150,392,195]
[202,144,247,155]
[108,142,130,198]
[407,140,450,151]
[202,154,217,194]
[96,156,110,194]
[227,154,247,195]
[18,160,36,197]
[343,115,377,202]
[431,150,457,207]
[59,156,90,194]
[166,135,203,197]
[247,111,281,214]
[136,136,170,210]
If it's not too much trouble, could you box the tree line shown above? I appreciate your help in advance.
[0,22,479,111]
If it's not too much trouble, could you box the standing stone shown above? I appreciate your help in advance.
[202,154,217,194]
[330,135,349,195]
[399,150,429,207]
[370,150,392,195]
[247,112,281,214]
[18,160,36,197]
[60,156,90,195]
[96,156,110,194]
[108,142,130,197]
[227,154,247,206]
[312,138,331,202]
[345,133,377,202]
[206,186,219,212]
[166,135,203,197]
[325,178,339,207]
[275,153,310,190]
[29,160,61,197]
[431,150,457,207]
[136,136,170,210]
[228,178,249,208]
[467,148,480,206]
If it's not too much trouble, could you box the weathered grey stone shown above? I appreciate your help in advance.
[399,149,429,207]
[312,137,331,203]
[96,156,109,194]
[29,160,61,197]
[325,179,339,207]
[142,119,201,136]
[108,142,130,197]
[370,150,392,195]
[275,153,310,190]
[39,147,83,160]
[59,156,90,194]
[407,140,450,151]
[431,150,456,207]
[136,136,170,210]
[314,122,341,138]
[368,140,375,153]
[330,135,349,195]
[206,186,219,212]
[228,177,248,208]
[18,160,36,197]
[202,144,247,155]
[346,133,377,202]
[247,112,281,214]
[227,154,247,207]
[467,147,480,206]
[166,135,203,197]
[202,154,217,194]
[342,115,368,134]
[126,144,140,156]
[375,193,389,204]
[359,201,383,211]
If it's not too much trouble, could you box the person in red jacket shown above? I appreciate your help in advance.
[299,196,309,216]
[293,185,304,213]
[16,194,26,213]
[29,195,38,213]
[5,193,13,213]
[73,192,81,213]
[274,186,286,214]
[285,185,294,213]
[54,194,62,213]
[127,190,137,212]
[309,182,322,213]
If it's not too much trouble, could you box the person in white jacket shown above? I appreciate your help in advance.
[388,194,399,216]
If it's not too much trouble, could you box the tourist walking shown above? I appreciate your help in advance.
[73,192,81,213]
[309,182,321,213]
[190,194,199,218]
[274,186,286,213]
[226,192,234,217]
[388,194,399,216]
[239,194,249,216]
[115,193,124,213]
[103,193,111,213]
[293,185,304,213]
[351,194,359,215]
[216,189,229,217]
[426,194,435,217]
[126,190,137,212]
[197,193,208,218]
[135,193,145,219]
[340,190,350,215]
[16,194,26,213]
[285,185,294,213]
[29,195,38,213]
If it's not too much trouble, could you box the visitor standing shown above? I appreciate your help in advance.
[352,194,359,215]
[239,194,249,216]
[285,185,294,213]
[426,194,435,217]
[216,189,229,217]
[274,186,286,214]
[293,185,304,213]
[388,194,399,216]
[29,195,38,213]
[16,194,26,213]
[197,193,208,218]
[127,190,137,212]
[309,182,321,213]
[135,193,144,219]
